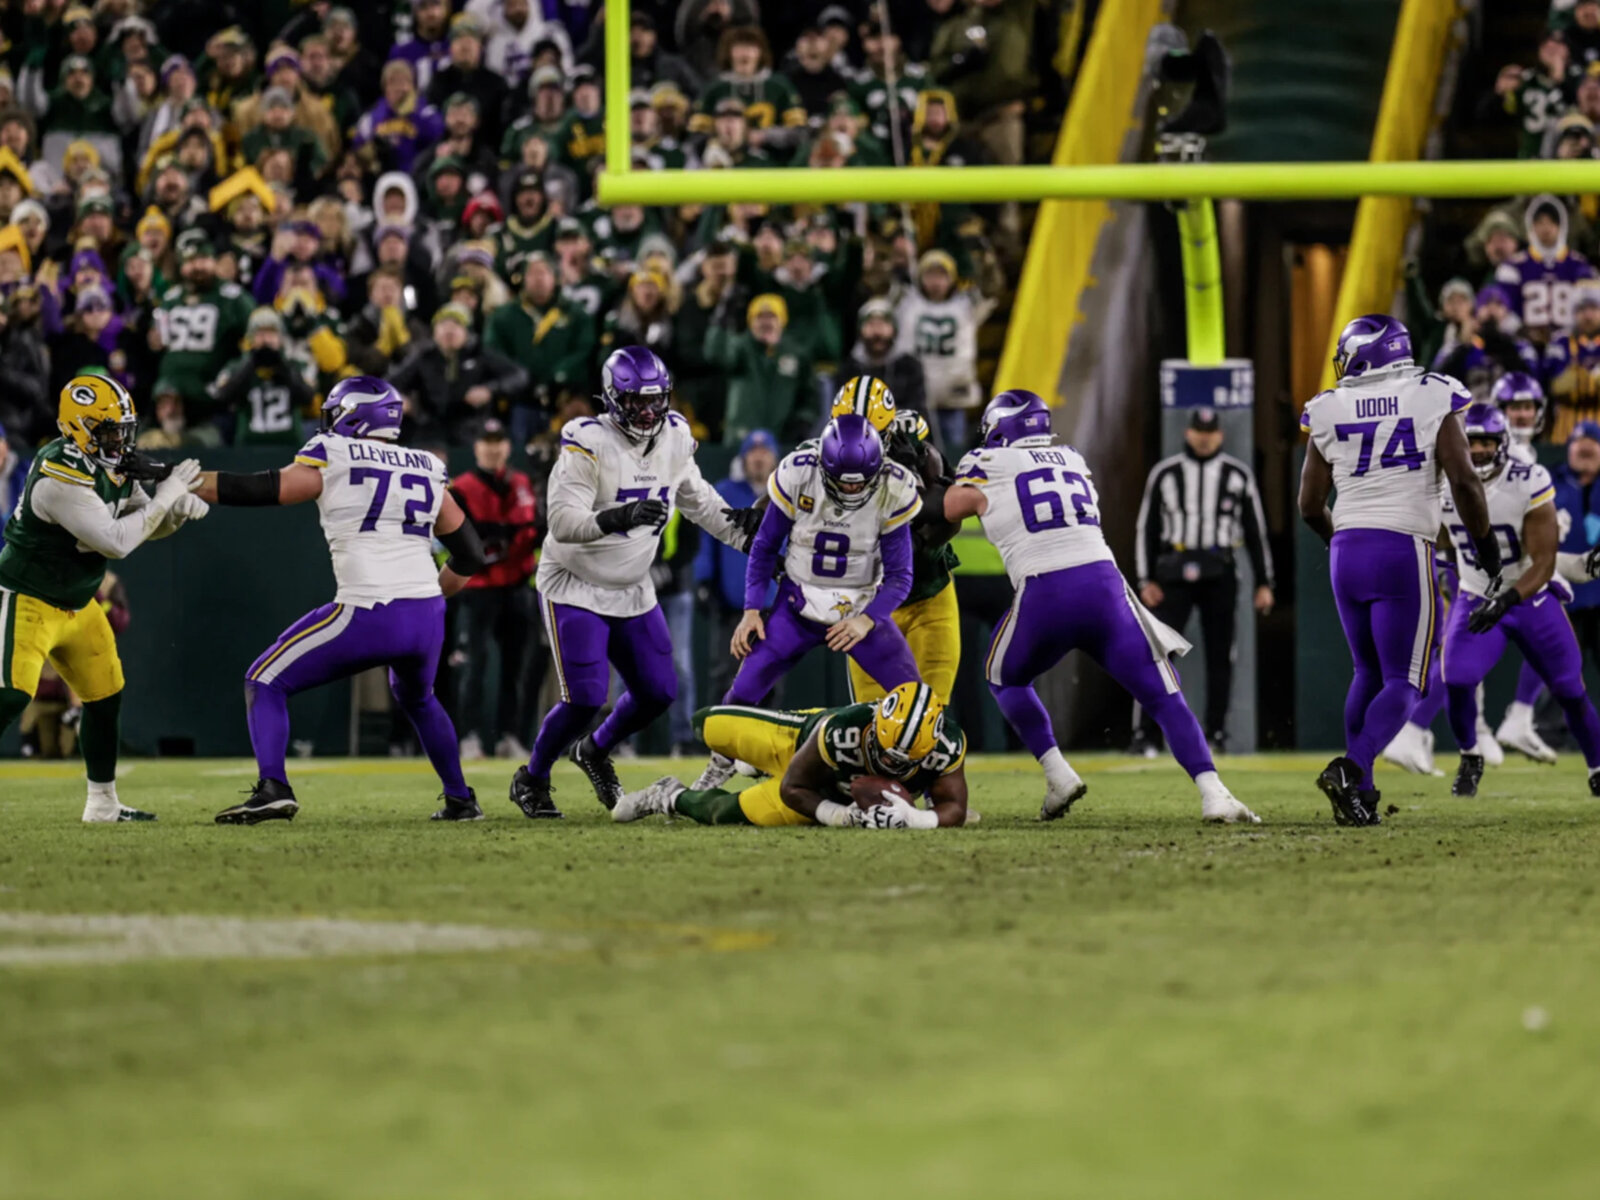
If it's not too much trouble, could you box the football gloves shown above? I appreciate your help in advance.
[722,506,762,549]
[1467,584,1520,634]
[120,450,175,483]
[596,498,669,535]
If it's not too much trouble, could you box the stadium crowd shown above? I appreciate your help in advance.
[0,0,1075,759]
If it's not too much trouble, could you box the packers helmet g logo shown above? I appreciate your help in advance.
[69,384,100,407]
[870,683,943,774]
[831,375,897,434]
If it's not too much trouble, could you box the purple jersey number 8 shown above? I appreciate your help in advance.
[1016,467,1100,532]
[812,531,851,577]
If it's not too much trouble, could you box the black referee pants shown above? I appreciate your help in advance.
[453,585,538,745]
[1140,574,1237,742]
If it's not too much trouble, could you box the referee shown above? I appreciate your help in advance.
[1133,408,1274,754]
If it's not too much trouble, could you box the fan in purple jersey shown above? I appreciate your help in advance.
[1493,195,1598,339]
[1300,316,1499,826]
[194,376,490,824]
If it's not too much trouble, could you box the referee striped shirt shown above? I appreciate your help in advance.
[1135,450,1274,587]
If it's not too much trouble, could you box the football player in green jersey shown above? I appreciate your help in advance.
[612,682,970,829]
[0,375,208,821]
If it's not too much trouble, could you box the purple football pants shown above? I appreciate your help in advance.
[526,597,677,779]
[1442,590,1600,767]
[722,578,920,706]
[1331,530,1438,787]
[245,596,467,797]
[985,562,1214,779]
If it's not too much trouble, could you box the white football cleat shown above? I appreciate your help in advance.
[82,802,157,823]
[1496,705,1558,764]
[494,734,529,760]
[1382,722,1439,775]
[1038,769,1088,821]
[1197,772,1260,824]
[459,732,485,761]
[1475,716,1505,766]
[691,752,737,791]
[612,776,685,823]
[733,759,760,777]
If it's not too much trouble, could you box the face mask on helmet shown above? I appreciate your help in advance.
[609,386,670,440]
[85,413,136,471]
[1468,435,1506,479]
[820,416,884,511]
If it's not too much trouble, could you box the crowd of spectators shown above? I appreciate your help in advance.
[1410,1,1600,443]
[0,0,1070,474]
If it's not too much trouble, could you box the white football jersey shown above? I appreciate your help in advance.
[537,412,741,617]
[953,443,1116,585]
[1301,366,1472,540]
[895,288,995,411]
[1440,458,1557,597]
[293,433,449,607]
[766,447,921,624]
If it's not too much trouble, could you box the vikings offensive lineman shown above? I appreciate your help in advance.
[195,376,489,823]
[945,390,1258,824]
[692,415,924,792]
[1300,315,1497,826]
[516,347,755,816]
[1438,404,1600,797]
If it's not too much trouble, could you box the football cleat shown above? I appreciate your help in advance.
[612,776,686,823]
[1316,756,1373,827]
[82,802,157,824]
[509,767,563,819]
[459,732,485,761]
[1038,770,1088,821]
[215,778,299,825]
[431,788,483,821]
[1199,775,1260,824]
[1452,753,1485,798]
[1496,707,1558,764]
[1475,715,1505,766]
[1382,722,1438,775]
[1358,788,1384,826]
[570,734,623,810]
[692,752,737,791]
[1589,768,1600,798]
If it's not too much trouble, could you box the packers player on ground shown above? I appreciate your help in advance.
[830,375,962,705]
[613,682,969,829]
[0,375,208,821]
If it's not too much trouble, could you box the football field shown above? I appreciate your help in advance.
[2,753,1598,1198]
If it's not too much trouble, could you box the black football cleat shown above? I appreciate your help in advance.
[509,767,564,819]
[1590,769,1600,798]
[431,788,483,821]
[1316,756,1373,827]
[1358,788,1383,826]
[1452,753,1485,798]
[570,734,623,810]
[215,778,299,825]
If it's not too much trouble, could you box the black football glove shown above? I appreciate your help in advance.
[1467,585,1520,634]
[120,450,174,483]
[1585,544,1600,581]
[1471,531,1504,579]
[595,498,669,535]
[722,506,763,548]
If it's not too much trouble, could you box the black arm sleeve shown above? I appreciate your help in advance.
[439,518,487,577]
[215,469,282,506]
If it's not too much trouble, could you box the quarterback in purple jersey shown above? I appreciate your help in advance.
[1300,315,1498,826]
[196,377,489,823]
[1493,195,1598,341]
[944,390,1257,824]
[1437,404,1600,798]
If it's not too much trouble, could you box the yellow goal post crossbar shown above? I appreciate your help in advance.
[598,0,1600,203]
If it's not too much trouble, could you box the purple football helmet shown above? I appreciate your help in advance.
[601,345,672,442]
[980,389,1053,448]
[819,414,884,510]
[321,375,403,440]
[1463,401,1510,480]
[1333,315,1413,380]
[1491,370,1547,442]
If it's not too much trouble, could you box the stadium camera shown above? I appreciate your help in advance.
[1151,27,1229,161]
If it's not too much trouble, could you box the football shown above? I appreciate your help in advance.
[850,776,913,809]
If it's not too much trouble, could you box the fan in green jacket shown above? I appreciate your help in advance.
[483,253,596,412]
[705,292,815,446]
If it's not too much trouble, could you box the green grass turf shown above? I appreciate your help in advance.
[2,752,1599,1199]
